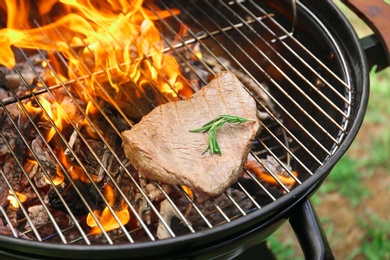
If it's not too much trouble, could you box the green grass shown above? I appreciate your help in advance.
[315,155,371,207]
[357,214,390,260]
[363,129,390,170]
[365,67,390,123]
[266,234,304,260]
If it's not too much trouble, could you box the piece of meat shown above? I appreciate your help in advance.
[122,71,261,201]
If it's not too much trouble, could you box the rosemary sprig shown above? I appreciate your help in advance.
[189,114,255,155]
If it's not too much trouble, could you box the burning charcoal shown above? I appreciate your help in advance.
[235,155,298,200]
[13,136,26,192]
[2,155,23,192]
[97,149,115,182]
[0,177,9,207]
[1,53,47,89]
[156,199,179,239]
[114,168,138,206]
[137,173,151,225]
[145,183,173,202]
[4,72,38,90]
[6,204,19,227]
[0,105,21,158]
[0,217,31,239]
[31,137,57,179]
[0,129,17,158]
[71,138,108,180]
[33,167,50,189]
[0,218,12,236]
[47,180,104,217]
[24,205,49,230]
[103,106,132,132]
[0,87,9,100]
[64,128,80,159]
[244,154,298,190]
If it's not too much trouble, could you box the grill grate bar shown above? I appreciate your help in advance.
[16,47,125,245]
[251,0,352,92]
[155,183,196,234]
[0,205,18,238]
[246,0,351,105]
[176,186,214,229]
[0,0,353,245]
[0,168,43,241]
[243,169,277,202]
[210,200,232,223]
[26,20,179,242]
[196,0,339,152]
[259,121,316,176]
[234,182,261,210]
[220,0,349,124]
[1,73,85,244]
[169,0,335,158]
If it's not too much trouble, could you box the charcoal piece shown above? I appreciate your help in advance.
[156,199,179,239]
[238,154,298,200]
[233,178,286,202]
[170,216,192,236]
[2,155,23,192]
[0,177,9,207]
[47,180,104,217]
[31,137,57,177]
[145,183,174,202]
[25,205,49,229]
[0,218,12,236]
[11,135,26,192]
[0,106,20,157]
[6,204,19,227]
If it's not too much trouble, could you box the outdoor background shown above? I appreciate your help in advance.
[268,1,390,259]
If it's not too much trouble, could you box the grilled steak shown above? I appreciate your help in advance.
[122,71,261,201]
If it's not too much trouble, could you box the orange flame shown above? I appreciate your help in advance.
[58,149,96,184]
[181,185,194,200]
[1,0,190,233]
[7,190,28,208]
[0,0,190,102]
[86,185,130,234]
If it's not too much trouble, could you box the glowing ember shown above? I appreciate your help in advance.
[181,185,194,200]
[7,190,28,208]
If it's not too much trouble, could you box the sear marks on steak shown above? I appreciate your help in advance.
[122,71,261,201]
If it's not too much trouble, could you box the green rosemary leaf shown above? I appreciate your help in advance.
[189,114,254,155]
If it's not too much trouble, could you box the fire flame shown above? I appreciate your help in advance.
[1,0,190,234]
[7,190,28,208]
[86,184,130,234]
[0,0,189,101]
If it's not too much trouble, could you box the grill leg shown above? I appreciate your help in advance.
[289,199,334,260]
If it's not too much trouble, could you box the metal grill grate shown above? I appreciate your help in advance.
[0,0,351,245]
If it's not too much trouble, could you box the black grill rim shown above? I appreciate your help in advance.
[0,0,369,258]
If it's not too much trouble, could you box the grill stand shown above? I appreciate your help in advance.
[289,199,334,260]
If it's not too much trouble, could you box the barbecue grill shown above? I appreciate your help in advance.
[0,0,388,259]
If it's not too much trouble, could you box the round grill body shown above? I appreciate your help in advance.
[0,0,368,258]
